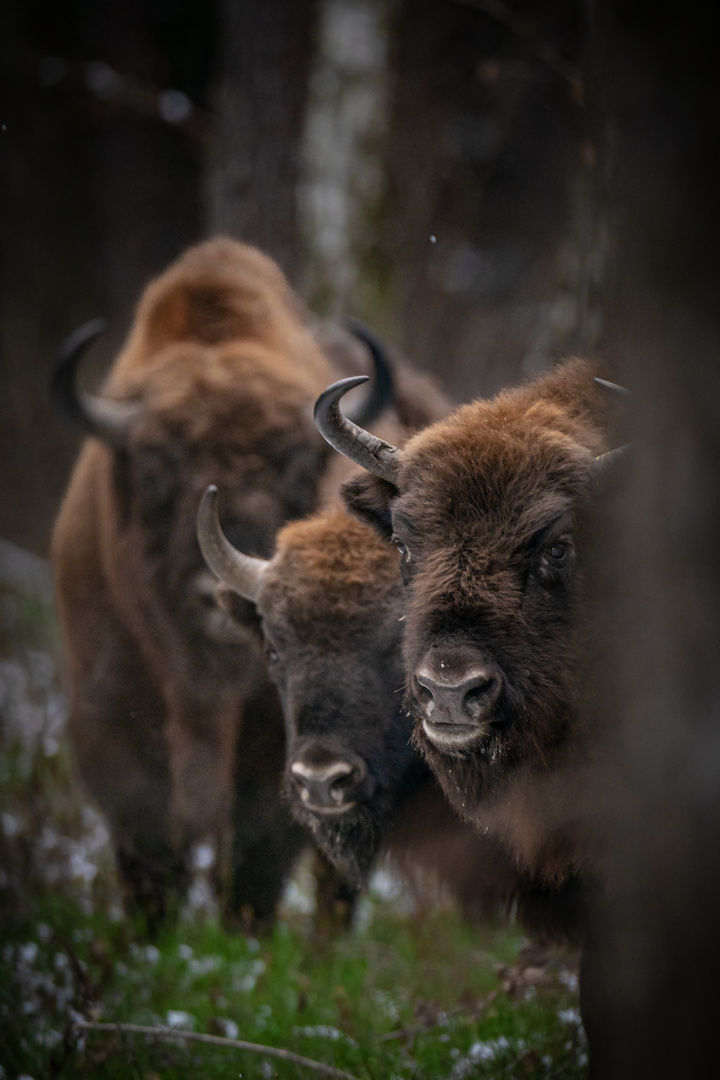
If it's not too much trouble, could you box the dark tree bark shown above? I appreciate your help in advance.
[376,0,586,402]
[586,2,720,1074]
[204,0,320,279]
[0,0,210,554]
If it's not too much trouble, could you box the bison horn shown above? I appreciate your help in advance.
[594,376,632,402]
[589,444,631,481]
[50,318,142,447]
[592,376,632,476]
[314,376,402,481]
[197,486,269,604]
[345,318,394,426]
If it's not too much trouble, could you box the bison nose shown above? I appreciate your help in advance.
[289,757,367,815]
[414,667,502,728]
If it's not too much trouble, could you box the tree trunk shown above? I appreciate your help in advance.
[588,2,720,1074]
[204,0,320,279]
[377,0,586,402]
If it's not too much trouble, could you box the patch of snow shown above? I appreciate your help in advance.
[166,1009,195,1030]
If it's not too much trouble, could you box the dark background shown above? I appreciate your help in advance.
[2,2,719,1073]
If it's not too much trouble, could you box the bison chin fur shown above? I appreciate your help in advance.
[283,776,398,888]
[409,677,575,797]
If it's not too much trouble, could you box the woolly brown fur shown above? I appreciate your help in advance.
[229,508,526,923]
[52,239,362,929]
[341,358,622,902]
[52,236,451,931]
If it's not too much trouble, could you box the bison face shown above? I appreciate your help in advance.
[257,536,415,887]
[270,635,416,886]
[391,485,581,783]
[197,492,415,885]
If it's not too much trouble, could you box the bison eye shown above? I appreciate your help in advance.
[266,645,280,664]
[546,540,571,563]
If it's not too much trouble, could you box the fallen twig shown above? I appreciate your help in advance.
[74,1020,361,1080]
[379,990,500,1043]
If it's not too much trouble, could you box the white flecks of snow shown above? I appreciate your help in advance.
[558,1007,583,1026]
[214,1017,239,1039]
[293,1024,358,1048]
[166,1009,196,1030]
[450,1036,514,1078]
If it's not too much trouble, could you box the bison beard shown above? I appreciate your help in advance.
[283,772,399,887]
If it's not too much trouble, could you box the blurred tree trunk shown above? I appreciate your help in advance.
[588,1,720,1074]
[0,0,207,555]
[204,0,320,279]
[375,0,586,402]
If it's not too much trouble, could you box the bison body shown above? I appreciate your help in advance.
[51,238,395,929]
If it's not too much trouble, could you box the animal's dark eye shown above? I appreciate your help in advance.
[546,540,570,563]
[267,645,280,664]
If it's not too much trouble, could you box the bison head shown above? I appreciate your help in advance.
[50,315,397,659]
[197,491,417,885]
[314,359,627,813]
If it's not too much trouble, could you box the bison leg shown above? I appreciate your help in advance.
[311,848,358,937]
[223,684,307,932]
[66,630,189,931]
[225,801,306,933]
[163,686,242,850]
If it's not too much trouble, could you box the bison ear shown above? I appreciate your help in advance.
[214,583,263,636]
[342,473,396,539]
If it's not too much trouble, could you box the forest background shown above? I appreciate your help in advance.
[1,2,719,1077]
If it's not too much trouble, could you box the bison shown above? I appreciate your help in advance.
[50,236,405,932]
[197,497,525,923]
[313,358,626,1064]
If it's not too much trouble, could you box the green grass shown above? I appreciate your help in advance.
[0,882,587,1080]
[0,580,587,1080]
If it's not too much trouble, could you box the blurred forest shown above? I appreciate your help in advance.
[1,1,720,1076]
[3,0,617,555]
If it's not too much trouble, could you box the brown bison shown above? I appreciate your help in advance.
[197,498,525,923]
[50,237,402,931]
[314,359,626,1063]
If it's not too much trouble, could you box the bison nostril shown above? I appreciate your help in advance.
[289,757,364,811]
[414,665,502,727]
[329,778,347,805]
[331,766,359,793]
[463,676,500,720]
[414,680,434,713]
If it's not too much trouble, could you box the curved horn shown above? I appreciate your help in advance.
[314,377,402,481]
[197,486,269,604]
[589,444,630,479]
[592,376,632,478]
[50,318,142,447]
[594,376,632,402]
[345,317,395,426]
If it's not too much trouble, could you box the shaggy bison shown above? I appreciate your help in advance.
[197,498,523,923]
[50,237,399,931]
[314,358,626,1065]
